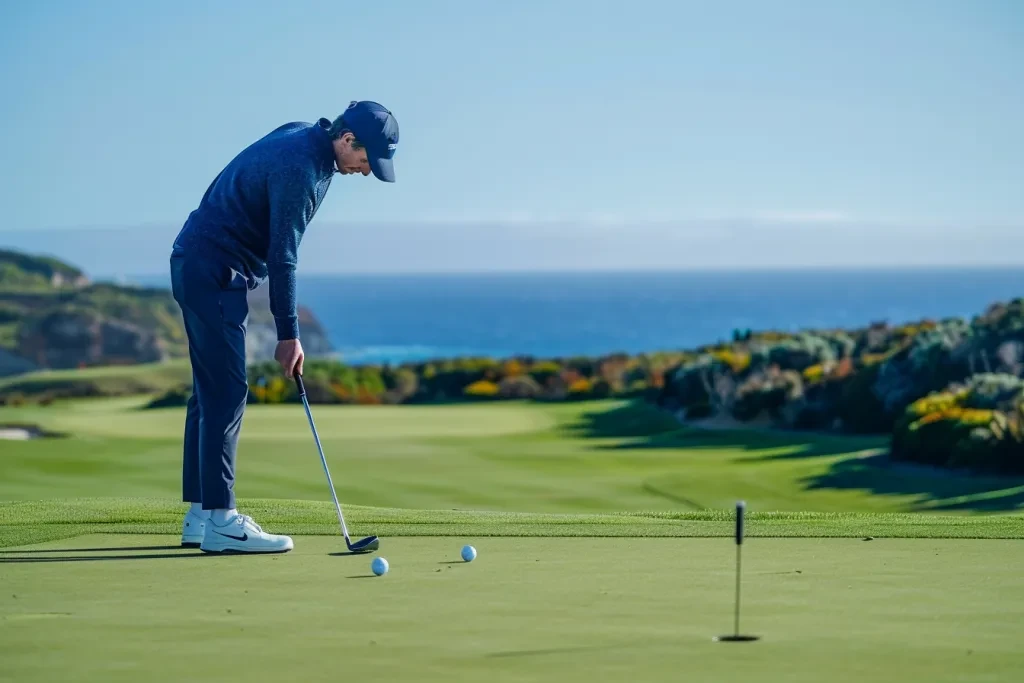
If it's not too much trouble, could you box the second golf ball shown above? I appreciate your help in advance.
[371,557,389,576]
[461,545,477,562]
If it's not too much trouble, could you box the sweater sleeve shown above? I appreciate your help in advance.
[266,162,318,341]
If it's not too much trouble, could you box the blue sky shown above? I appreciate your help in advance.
[1,0,1022,272]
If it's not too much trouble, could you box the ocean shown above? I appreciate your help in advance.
[123,268,1024,365]
[130,267,1024,366]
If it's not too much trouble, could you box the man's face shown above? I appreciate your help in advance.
[336,133,371,176]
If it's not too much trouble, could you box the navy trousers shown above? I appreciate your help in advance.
[169,249,250,510]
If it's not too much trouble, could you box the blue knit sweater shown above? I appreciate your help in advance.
[172,118,337,340]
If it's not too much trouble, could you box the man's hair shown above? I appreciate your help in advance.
[327,115,365,149]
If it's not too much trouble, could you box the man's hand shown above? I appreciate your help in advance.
[275,338,304,378]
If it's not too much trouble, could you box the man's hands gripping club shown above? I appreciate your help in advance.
[275,338,304,378]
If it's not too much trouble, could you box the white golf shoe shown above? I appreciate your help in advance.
[181,509,207,547]
[200,513,294,554]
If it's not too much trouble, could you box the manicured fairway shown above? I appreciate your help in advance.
[3,533,1023,683]
[3,397,1023,514]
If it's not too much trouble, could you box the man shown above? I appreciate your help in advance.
[169,101,399,554]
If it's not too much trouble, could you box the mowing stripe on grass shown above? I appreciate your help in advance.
[2,498,1023,548]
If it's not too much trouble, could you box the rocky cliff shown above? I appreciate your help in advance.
[0,249,334,376]
[243,284,334,363]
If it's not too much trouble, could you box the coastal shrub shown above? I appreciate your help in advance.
[382,367,419,401]
[497,375,543,399]
[588,378,613,398]
[766,334,837,371]
[834,361,891,433]
[528,361,563,385]
[893,407,999,468]
[871,319,975,421]
[730,369,803,422]
[826,332,857,359]
[502,358,524,377]
[0,303,21,324]
[306,376,342,404]
[666,353,747,416]
[747,344,771,370]
[622,365,653,390]
[710,349,751,374]
[356,366,387,397]
[568,377,592,395]
[802,363,827,385]
[463,380,499,399]
[732,376,767,421]
[891,383,1024,474]
[960,373,1024,410]
[248,375,290,404]
[145,385,191,408]
[901,390,962,420]
[595,355,629,386]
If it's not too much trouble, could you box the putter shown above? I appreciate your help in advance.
[294,373,380,553]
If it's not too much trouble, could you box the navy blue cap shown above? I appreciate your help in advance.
[342,100,399,182]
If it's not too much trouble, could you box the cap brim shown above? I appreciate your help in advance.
[368,155,395,183]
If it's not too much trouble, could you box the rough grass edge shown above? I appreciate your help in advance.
[2,498,1023,548]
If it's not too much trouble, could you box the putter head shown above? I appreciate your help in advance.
[348,535,380,553]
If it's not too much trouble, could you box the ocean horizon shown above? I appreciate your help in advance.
[114,266,1024,366]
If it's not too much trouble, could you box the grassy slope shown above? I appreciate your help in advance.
[0,359,191,395]
[2,396,1023,518]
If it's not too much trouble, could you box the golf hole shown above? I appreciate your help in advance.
[714,635,761,642]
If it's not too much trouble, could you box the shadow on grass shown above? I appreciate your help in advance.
[0,552,207,563]
[564,399,1024,513]
[0,544,183,554]
[801,454,1024,513]
[329,551,381,557]
[562,399,882,459]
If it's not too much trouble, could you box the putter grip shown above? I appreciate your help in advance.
[735,501,745,545]
[295,373,306,396]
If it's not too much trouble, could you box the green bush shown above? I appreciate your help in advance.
[497,375,543,399]
[731,369,803,422]
[891,386,1024,474]
[464,380,499,399]
[835,361,891,433]
[960,373,1024,410]
[667,355,728,413]
[763,334,837,372]
[0,303,22,324]
[145,386,192,409]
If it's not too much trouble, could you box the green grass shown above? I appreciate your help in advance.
[3,394,1024,681]
[0,359,191,396]
[3,533,1023,682]
[2,396,1023,514]
[3,498,1023,549]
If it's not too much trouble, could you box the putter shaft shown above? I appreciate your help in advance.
[295,374,351,542]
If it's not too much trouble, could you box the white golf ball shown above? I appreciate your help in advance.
[371,556,389,576]
[461,545,477,562]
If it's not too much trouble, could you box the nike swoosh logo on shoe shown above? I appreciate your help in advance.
[215,530,248,541]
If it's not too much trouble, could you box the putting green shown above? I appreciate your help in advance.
[2,534,1023,683]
